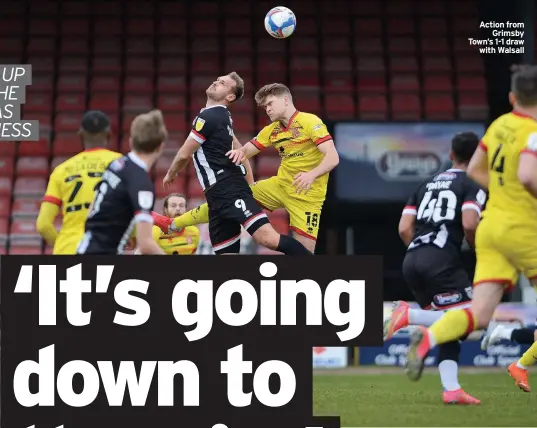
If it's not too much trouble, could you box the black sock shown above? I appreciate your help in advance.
[511,328,535,344]
[276,235,313,255]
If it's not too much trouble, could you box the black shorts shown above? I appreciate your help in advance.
[402,245,472,310]
[206,181,269,254]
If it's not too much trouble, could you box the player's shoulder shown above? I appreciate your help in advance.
[296,111,324,126]
[197,105,229,121]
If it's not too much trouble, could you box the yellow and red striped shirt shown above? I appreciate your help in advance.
[250,111,332,197]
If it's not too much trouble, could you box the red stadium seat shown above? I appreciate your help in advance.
[322,37,351,55]
[358,94,388,120]
[93,38,122,56]
[191,20,219,36]
[0,141,16,157]
[154,154,176,175]
[124,76,153,93]
[159,37,187,56]
[323,57,352,73]
[126,57,154,75]
[290,73,320,90]
[61,38,89,55]
[14,177,47,198]
[0,37,24,54]
[27,37,55,55]
[92,56,122,73]
[292,91,322,114]
[55,113,81,133]
[158,95,187,113]
[458,92,489,120]
[457,75,486,92]
[224,38,252,55]
[187,178,205,199]
[0,196,10,218]
[421,38,449,55]
[390,57,418,73]
[391,93,421,120]
[157,76,186,93]
[23,92,52,113]
[158,57,188,75]
[11,198,42,218]
[387,18,415,36]
[164,115,187,133]
[62,19,90,36]
[27,19,56,36]
[0,177,13,197]
[425,93,455,120]
[324,94,355,120]
[191,58,220,74]
[27,57,55,73]
[256,156,280,177]
[0,217,8,242]
[455,56,484,73]
[322,18,350,36]
[53,132,83,156]
[422,57,452,72]
[354,19,382,36]
[291,56,319,73]
[56,93,86,112]
[357,74,387,93]
[123,94,153,113]
[94,18,122,36]
[159,18,188,36]
[192,38,219,54]
[16,157,49,177]
[59,57,88,73]
[290,37,318,55]
[18,140,50,157]
[57,74,87,92]
[390,74,420,91]
[126,19,154,36]
[388,38,416,54]
[29,73,54,91]
[154,174,186,198]
[424,74,453,92]
[356,57,386,73]
[8,245,43,255]
[231,114,255,134]
[89,93,120,111]
[0,156,14,177]
[9,219,41,241]
[420,18,448,36]
[453,37,474,53]
[91,74,121,92]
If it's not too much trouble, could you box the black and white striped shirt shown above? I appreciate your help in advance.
[188,105,245,191]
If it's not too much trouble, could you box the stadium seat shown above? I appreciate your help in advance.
[92,56,122,73]
[154,154,175,175]
[158,95,187,112]
[290,37,318,55]
[8,245,43,255]
[157,76,186,93]
[424,74,453,92]
[324,94,355,120]
[456,75,486,92]
[0,217,8,243]
[154,174,186,198]
[9,219,42,243]
[89,93,120,112]
[123,95,153,113]
[390,57,418,73]
[54,133,83,156]
[60,57,88,73]
[256,156,280,177]
[91,74,122,92]
[425,93,455,120]
[14,177,47,198]
[93,38,122,56]
[422,57,452,72]
[421,38,449,54]
[458,92,489,120]
[56,94,86,112]
[358,94,388,120]
[55,113,82,133]
[164,115,187,133]
[126,19,154,36]
[0,196,11,217]
[57,74,87,92]
[0,156,14,177]
[16,157,49,177]
[27,56,55,73]
[0,177,12,197]
[18,140,50,157]
[24,92,53,113]
[126,56,154,75]
[124,76,154,93]
[419,18,448,36]
[357,74,386,93]
[11,198,42,218]
[324,73,354,93]
[0,141,16,157]
[61,39,89,55]
[94,18,123,36]
[187,178,205,199]
[391,93,421,120]
[224,38,252,55]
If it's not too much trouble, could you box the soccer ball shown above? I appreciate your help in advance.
[264,6,296,39]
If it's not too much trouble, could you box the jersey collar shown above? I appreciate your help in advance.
[201,104,227,112]
[128,151,149,172]
[280,110,299,132]
[512,109,537,121]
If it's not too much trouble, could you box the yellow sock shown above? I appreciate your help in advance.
[173,203,209,229]
[519,341,537,367]
[429,308,477,346]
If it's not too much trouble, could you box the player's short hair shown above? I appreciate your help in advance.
[130,109,168,153]
[254,83,292,105]
[511,64,537,107]
[163,193,187,213]
[451,131,479,163]
[227,72,244,102]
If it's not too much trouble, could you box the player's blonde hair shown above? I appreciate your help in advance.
[511,64,537,107]
[227,71,245,102]
[254,83,292,106]
[130,109,168,153]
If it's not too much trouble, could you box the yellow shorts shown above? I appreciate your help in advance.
[251,176,325,240]
[473,217,537,291]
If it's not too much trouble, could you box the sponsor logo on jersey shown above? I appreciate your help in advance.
[138,191,154,210]
[526,132,537,152]
[433,291,462,306]
[290,127,301,138]
[109,158,125,171]
[433,172,457,181]
[195,117,205,132]
[376,151,442,181]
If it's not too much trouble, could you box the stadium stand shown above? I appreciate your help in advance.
[0,0,497,253]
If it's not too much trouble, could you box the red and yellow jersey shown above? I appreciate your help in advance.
[43,148,122,254]
[250,111,332,196]
[152,225,200,255]
[480,110,537,226]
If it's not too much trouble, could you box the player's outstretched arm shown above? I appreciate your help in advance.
[227,141,260,165]
[518,133,537,198]
[292,140,339,195]
[232,135,255,184]
[467,144,489,189]
[164,137,200,189]
[398,213,415,247]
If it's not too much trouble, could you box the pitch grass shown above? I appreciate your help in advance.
[313,372,535,427]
